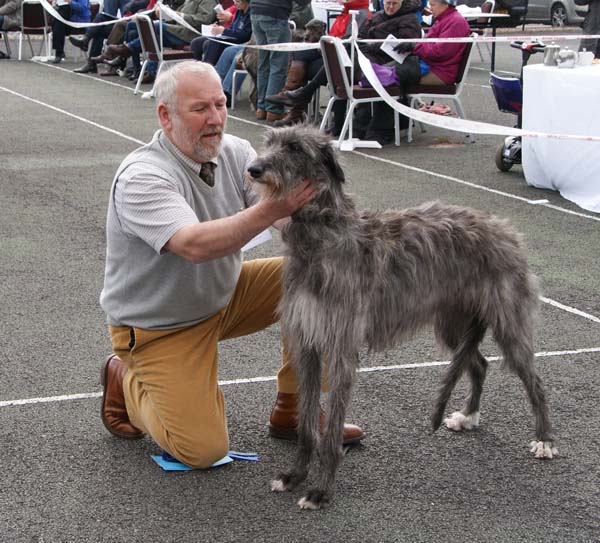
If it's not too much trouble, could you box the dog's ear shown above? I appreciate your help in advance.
[321,142,345,184]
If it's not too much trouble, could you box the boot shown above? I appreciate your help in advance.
[272,106,306,127]
[100,355,144,439]
[104,43,132,61]
[269,392,365,446]
[73,61,97,74]
[69,34,90,51]
[265,60,307,105]
[90,52,106,64]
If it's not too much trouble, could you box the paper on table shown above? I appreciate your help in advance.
[381,34,409,64]
[241,229,272,252]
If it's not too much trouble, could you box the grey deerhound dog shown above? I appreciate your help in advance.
[246,125,556,510]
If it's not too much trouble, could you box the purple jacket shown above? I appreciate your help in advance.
[414,6,470,85]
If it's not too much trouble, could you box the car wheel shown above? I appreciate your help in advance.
[551,3,567,27]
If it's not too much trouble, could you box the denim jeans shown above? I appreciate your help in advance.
[127,21,188,54]
[215,44,245,95]
[250,14,290,113]
[102,0,130,17]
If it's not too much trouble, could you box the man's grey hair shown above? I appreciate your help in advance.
[154,61,221,111]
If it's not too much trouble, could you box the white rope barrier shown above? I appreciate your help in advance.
[30,0,600,142]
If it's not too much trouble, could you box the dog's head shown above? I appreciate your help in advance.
[246,124,345,200]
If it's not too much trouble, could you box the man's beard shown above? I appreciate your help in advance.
[171,115,225,163]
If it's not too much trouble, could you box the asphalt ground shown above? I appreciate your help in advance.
[1,27,599,542]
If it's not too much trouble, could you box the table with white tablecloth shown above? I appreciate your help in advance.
[522,63,600,214]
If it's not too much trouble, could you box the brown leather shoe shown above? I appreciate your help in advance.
[266,111,285,123]
[104,43,132,61]
[256,108,267,120]
[273,107,305,127]
[269,392,365,445]
[100,355,143,439]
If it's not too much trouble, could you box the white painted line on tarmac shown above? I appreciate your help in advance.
[351,151,600,223]
[34,61,137,92]
[4,79,598,224]
[1,347,598,409]
[540,297,600,324]
[0,86,145,145]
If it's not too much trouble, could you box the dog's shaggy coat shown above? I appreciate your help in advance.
[247,125,555,510]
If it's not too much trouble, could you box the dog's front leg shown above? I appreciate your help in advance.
[298,355,357,510]
[271,346,322,493]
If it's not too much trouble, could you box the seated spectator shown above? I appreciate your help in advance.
[70,0,157,74]
[189,0,250,65]
[0,0,23,48]
[102,0,217,83]
[363,0,470,143]
[213,42,245,106]
[51,0,91,64]
[266,0,420,127]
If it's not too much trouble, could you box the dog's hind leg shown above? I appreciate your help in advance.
[271,346,322,493]
[432,315,487,432]
[298,354,358,510]
[498,336,556,459]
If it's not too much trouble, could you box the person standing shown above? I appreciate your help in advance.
[250,0,311,123]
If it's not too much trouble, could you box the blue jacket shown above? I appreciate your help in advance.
[221,7,251,43]
[70,0,91,22]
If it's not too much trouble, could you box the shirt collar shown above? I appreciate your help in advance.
[159,130,219,175]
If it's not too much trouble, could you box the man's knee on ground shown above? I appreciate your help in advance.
[167,433,229,469]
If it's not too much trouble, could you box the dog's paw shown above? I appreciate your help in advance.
[270,478,288,492]
[298,488,328,510]
[529,440,558,459]
[444,411,480,431]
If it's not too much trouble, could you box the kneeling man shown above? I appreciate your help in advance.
[99,61,365,468]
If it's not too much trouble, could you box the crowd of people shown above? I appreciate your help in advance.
[1,0,472,140]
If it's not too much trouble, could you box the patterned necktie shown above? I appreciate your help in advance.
[199,162,216,187]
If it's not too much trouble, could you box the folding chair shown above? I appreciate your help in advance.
[134,14,193,96]
[1,29,14,57]
[404,42,474,143]
[471,0,495,62]
[17,0,52,60]
[319,36,403,149]
[230,67,247,110]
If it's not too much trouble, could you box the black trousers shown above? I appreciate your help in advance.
[52,5,73,55]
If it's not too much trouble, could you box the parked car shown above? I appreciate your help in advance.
[519,0,586,26]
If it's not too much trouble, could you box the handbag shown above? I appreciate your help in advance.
[359,62,400,88]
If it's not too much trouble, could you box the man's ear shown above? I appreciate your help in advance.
[157,103,172,132]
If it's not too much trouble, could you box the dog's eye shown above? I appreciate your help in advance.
[288,142,301,152]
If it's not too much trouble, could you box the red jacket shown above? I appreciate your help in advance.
[414,6,470,85]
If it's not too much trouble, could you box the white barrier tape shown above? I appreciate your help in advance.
[354,39,600,143]
[38,0,151,28]
[357,33,600,44]
[157,3,199,36]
